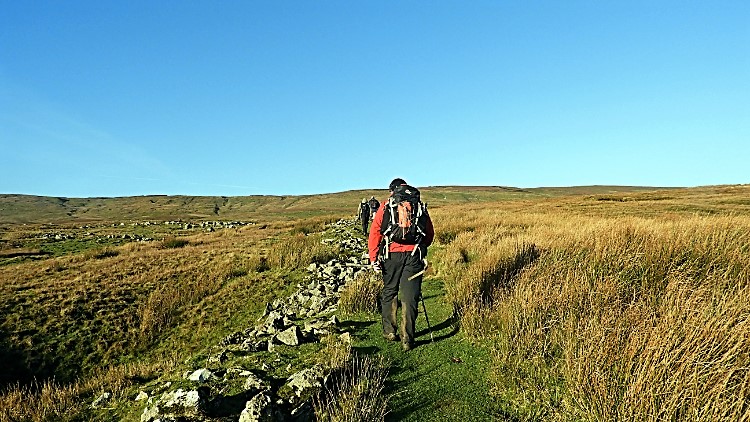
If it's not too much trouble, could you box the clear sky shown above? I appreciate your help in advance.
[1,1,748,197]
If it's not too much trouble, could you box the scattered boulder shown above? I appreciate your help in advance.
[276,326,303,346]
[188,368,217,383]
[91,391,111,408]
[285,365,326,399]
[239,392,274,422]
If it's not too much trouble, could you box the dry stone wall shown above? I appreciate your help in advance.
[131,218,370,422]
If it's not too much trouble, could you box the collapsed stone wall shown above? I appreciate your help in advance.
[111,218,371,422]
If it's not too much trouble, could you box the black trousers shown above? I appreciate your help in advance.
[361,218,369,235]
[381,251,424,344]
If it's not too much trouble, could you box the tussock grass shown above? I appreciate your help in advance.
[0,224,287,388]
[291,215,340,235]
[0,359,174,422]
[338,271,381,315]
[159,236,189,249]
[317,334,354,371]
[432,194,750,421]
[315,355,389,422]
[266,233,340,270]
[79,246,120,260]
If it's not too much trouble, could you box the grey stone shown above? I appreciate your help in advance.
[244,373,266,391]
[285,365,325,397]
[91,391,111,408]
[188,368,217,383]
[276,326,303,346]
[161,388,203,409]
[239,392,274,422]
[140,404,161,422]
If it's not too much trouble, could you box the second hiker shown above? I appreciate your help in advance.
[358,198,371,235]
[369,178,434,351]
[367,195,380,220]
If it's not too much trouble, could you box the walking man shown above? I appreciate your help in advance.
[358,198,371,235]
[369,178,434,351]
[367,195,380,219]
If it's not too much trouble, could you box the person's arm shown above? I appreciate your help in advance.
[423,213,434,247]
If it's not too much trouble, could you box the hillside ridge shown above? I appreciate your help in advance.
[0,185,683,224]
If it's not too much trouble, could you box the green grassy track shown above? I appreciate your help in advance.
[342,275,500,420]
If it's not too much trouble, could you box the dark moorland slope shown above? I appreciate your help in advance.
[0,185,675,224]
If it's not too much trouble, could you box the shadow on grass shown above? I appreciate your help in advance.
[353,345,380,354]
[415,314,459,344]
[337,320,376,330]
[0,327,34,391]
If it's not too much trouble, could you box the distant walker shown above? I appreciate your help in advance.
[358,198,371,235]
[367,196,380,220]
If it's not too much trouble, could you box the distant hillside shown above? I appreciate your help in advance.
[0,185,677,224]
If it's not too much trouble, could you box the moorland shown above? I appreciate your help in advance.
[1,184,749,421]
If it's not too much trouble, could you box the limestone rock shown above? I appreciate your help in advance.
[91,391,111,408]
[188,368,217,383]
[276,326,303,346]
[239,392,274,422]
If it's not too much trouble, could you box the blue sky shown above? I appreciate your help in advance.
[1,1,748,197]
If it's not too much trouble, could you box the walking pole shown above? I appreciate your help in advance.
[408,257,434,342]
[420,294,434,342]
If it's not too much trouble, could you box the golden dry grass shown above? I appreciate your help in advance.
[0,359,175,422]
[0,222,291,386]
[3,185,750,421]
[314,354,390,422]
[431,185,750,421]
[0,214,351,420]
[338,271,381,316]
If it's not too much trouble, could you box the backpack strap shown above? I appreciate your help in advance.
[380,197,397,238]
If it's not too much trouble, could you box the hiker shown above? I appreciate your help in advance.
[369,178,434,351]
[367,196,380,220]
[358,198,371,235]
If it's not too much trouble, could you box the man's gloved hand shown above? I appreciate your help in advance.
[372,261,382,273]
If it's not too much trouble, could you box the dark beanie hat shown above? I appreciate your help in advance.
[389,178,407,191]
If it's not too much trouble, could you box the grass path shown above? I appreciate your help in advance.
[343,276,501,421]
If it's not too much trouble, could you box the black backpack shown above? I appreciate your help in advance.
[368,198,380,214]
[358,202,370,220]
[380,185,428,245]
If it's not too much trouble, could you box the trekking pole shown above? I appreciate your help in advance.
[407,257,428,281]
[408,258,433,341]
[420,294,434,342]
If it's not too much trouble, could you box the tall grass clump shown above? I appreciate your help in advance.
[434,220,538,340]
[290,215,340,235]
[314,355,390,422]
[338,271,381,315]
[434,205,750,420]
[0,360,172,422]
[160,236,189,249]
[312,328,389,421]
[266,233,340,270]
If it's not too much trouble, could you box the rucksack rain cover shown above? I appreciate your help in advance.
[380,185,428,245]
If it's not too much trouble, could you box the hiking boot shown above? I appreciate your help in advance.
[383,333,399,342]
[401,341,413,352]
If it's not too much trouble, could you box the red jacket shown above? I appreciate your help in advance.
[368,195,434,263]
